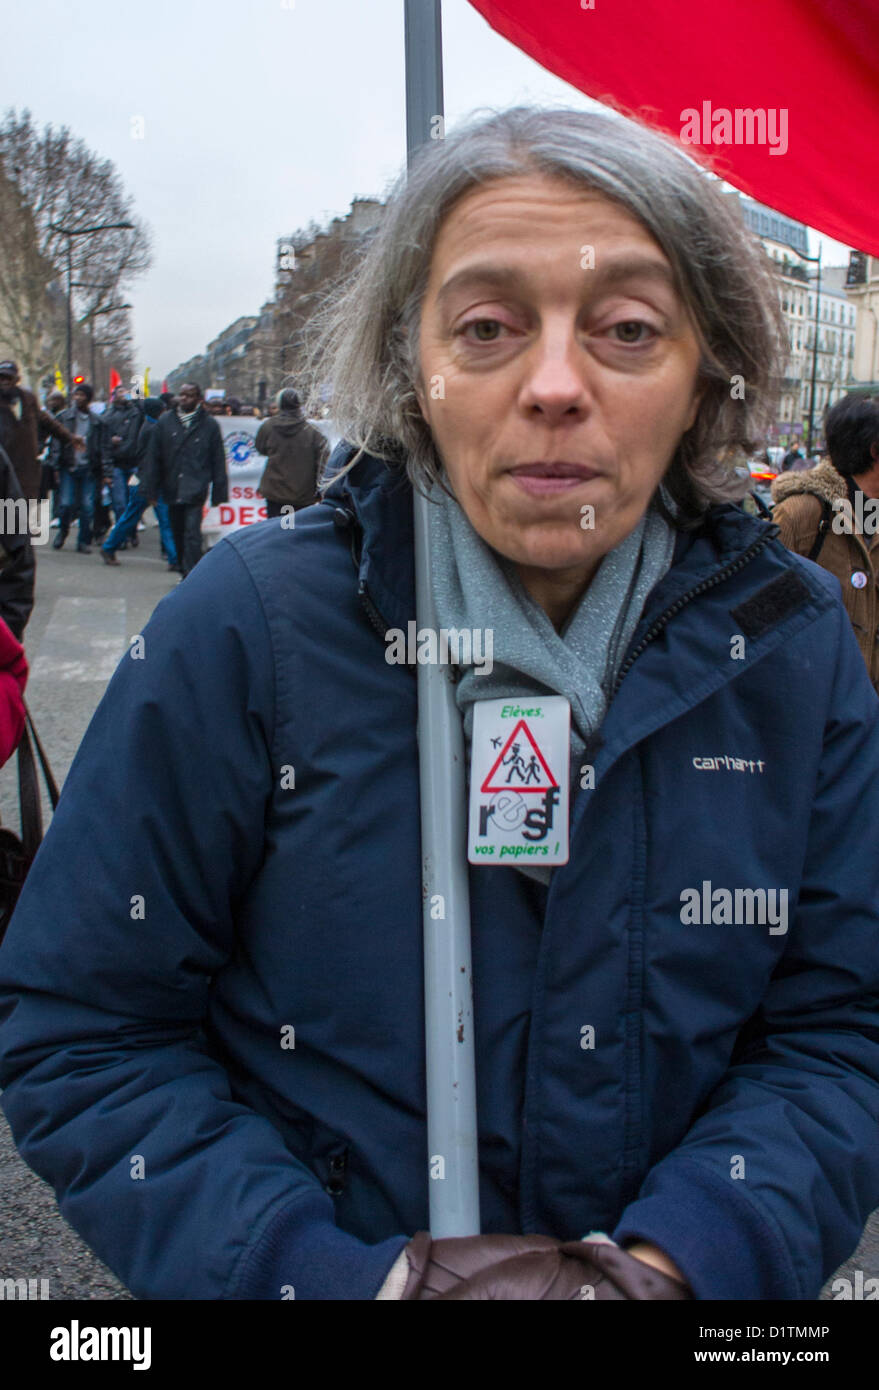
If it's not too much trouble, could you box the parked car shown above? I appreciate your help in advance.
[747,456,778,509]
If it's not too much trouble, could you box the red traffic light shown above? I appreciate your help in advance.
[73,375,84,385]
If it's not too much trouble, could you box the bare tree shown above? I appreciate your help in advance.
[0,109,151,390]
[0,169,62,384]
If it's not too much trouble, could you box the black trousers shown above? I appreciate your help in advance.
[167,502,204,577]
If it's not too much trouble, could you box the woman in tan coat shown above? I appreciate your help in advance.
[771,393,879,692]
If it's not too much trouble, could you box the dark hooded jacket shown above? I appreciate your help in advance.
[1,447,878,1302]
[0,445,35,640]
[0,386,74,501]
[101,399,143,470]
[254,410,329,508]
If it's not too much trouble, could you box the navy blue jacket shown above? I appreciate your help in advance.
[1,448,878,1301]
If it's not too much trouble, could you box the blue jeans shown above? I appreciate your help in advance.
[103,485,177,564]
[58,469,96,544]
[110,466,130,523]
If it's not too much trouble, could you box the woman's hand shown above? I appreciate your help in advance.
[623,1240,690,1288]
[398,1231,693,1299]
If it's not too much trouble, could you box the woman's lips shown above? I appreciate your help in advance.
[507,462,601,497]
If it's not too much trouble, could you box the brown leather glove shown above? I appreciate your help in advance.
[557,1239,693,1301]
[400,1232,692,1301]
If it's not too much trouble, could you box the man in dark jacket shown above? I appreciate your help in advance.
[100,398,178,569]
[0,443,36,639]
[0,360,79,500]
[40,390,67,512]
[100,385,143,526]
[255,388,329,517]
[142,381,228,577]
[52,383,104,554]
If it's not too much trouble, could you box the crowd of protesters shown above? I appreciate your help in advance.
[0,368,328,783]
[0,368,326,583]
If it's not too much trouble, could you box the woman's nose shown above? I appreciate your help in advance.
[518,326,593,422]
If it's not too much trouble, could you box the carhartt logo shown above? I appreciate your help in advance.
[49,1320,151,1370]
[693,755,765,774]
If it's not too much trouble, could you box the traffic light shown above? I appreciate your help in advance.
[73,374,85,385]
[846,251,868,287]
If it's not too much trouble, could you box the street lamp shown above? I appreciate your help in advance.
[791,244,823,456]
[84,302,133,388]
[48,222,135,396]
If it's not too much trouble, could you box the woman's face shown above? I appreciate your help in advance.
[415,174,705,606]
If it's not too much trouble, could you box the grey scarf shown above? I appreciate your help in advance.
[426,483,676,881]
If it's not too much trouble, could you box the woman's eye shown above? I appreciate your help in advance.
[463,319,504,341]
[610,320,654,344]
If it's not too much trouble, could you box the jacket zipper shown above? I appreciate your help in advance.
[358,580,388,640]
[610,527,777,699]
[521,524,779,1231]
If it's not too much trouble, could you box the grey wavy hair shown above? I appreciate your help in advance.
[303,106,785,516]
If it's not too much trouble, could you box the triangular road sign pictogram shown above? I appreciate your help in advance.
[481,718,558,795]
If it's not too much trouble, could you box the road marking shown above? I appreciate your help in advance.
[29,597,127,683]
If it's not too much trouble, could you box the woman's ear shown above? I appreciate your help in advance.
[403,325,428,420]
[683,376,707,433]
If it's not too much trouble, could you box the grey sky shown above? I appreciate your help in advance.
[2,0,851,384]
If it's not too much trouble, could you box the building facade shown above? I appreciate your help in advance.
[846,253,879,390]
[166,198,384,406]
[736,197,859,446]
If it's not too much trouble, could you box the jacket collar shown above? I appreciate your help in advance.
[322,445,415,631]
[770,458,845,507]
[324,444,838,781]
[171,403,206,433]
[323,444,786,628]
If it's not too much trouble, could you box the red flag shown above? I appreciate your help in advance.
[109,368,122,395]
[468,0,879,255]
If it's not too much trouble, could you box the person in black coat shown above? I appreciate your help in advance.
[0,444,35,640]
[100,386,144,527]
[141,382,228,578]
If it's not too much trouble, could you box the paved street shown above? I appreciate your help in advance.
[0,524,174,1300]
[0,527,877,1299]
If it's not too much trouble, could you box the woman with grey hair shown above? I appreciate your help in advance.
[1,107,878,1303]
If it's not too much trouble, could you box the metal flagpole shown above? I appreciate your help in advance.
[404,0,481,1237]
